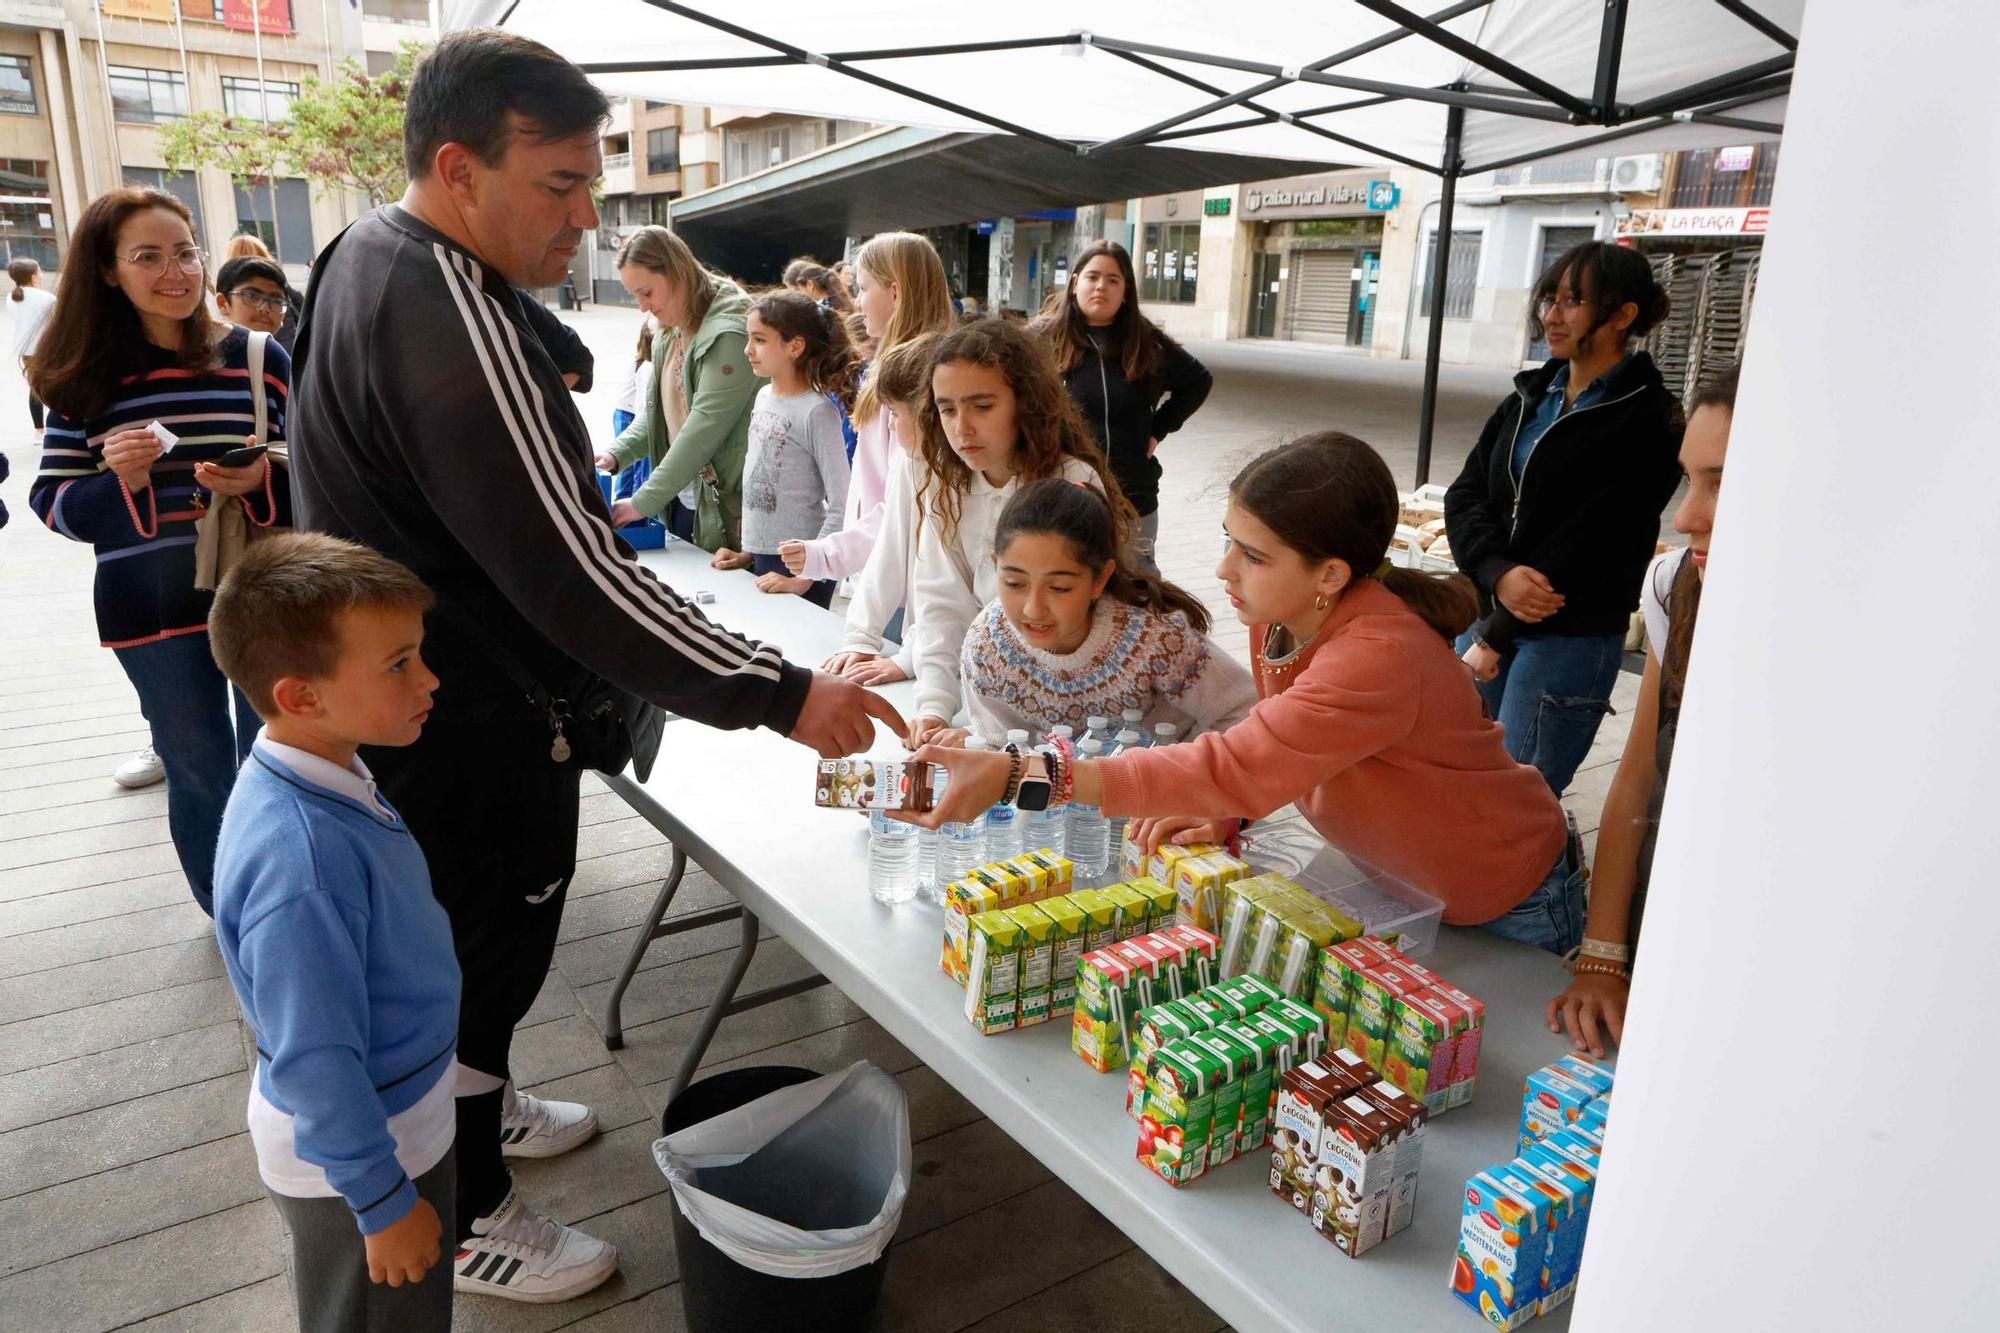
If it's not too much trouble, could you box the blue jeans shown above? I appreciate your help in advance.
[114,631,258,916]
[751,551,836,609]
[1480,814,1587,955]
[1457,629,1623,797]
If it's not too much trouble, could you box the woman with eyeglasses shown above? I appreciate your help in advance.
[29,187,291,917]
[1443,240,1682,798]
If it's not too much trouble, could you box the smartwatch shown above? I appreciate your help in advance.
[1013,757,1053,812]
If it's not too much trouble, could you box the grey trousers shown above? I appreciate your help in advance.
[268,1149,455,1333]
[1137,507,1161,576]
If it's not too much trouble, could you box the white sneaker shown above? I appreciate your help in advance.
[453,1189,619,1303]
[500,1081,599,1159]
[113,746,165,789]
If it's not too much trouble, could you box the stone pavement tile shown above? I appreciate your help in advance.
[507,1121,667,1233]
[0,679,135,714]
[0,897,209,978]
[960,1245,1227,1333]
[572,933,820,1034]
[0,869,186,937]
[519,967,582,1031]
[0,1131,263,1275]
[0,930,218,1018]
[0,695,141,732]
[896,1116,1056,1245]
[509,1012,621,1090]
[0,1071,244,1200]
[0,725,155,774]
[128,1276,294,1332]
[556,1286,687,1333]
[0,813,170,872]
[556,871,733,947]
[576,815,671,862]
[519,1062,654,1136]
[1563,759,1618,838]
[568,842,689,902]
[0,710,152,752]
[0,1019,244,1133]
[611,986,866,1089]
[0,838,184,902]
[871,1179,1136,1333]
[0,1196,286,1331]
[0,974,240,1075]
[454,1191,680,1333]
[0,744,160,793]
[0,772,157,818]
[553,909,764,990]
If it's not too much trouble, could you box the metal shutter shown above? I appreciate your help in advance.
[1286,250,1351,343]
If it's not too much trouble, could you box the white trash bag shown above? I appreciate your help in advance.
[652,1060,911,1280]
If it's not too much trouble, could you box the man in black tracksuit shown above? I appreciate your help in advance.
[289,32,896,1304]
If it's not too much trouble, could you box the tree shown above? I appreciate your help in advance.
[155,110,288,243]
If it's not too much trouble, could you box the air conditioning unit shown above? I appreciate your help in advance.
[1612,154,1665,192]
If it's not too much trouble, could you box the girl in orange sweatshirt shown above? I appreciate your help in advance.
[908,432,1581,952]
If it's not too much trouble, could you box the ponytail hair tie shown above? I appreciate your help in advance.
[1375,559,1394,579]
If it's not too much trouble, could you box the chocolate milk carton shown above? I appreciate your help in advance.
[1357,1079,1429,1241]
[1312,1093,1401,1257]
[1268,1060,1358,1213]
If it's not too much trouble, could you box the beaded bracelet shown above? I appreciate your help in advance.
[999,743,1024,807]
[1570,958,1631,981]
[1045,733,1076,806]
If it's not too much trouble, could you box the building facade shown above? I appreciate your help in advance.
[0,0,431,276]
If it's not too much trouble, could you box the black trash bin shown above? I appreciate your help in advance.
[662,1066,893,1333]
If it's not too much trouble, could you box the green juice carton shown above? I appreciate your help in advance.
[1213,973,1284,1020]
[1068,889,1120,956]
[1317,938,1399,1046]
[1101,883,1152,942]
[963,910,1021,1035]
[1037,897,1085,1017]
[1072,946,1142,1071]
[1217,1019,1282,1152]
[1004,905,1057,1027]
[1269,997,1329,1056]
[1127,999,1212,1118]
[1136,1039,1229,1187]
[1454,1169,1551,1328]
[1187,1029,1255,1167]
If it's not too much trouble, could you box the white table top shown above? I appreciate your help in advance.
[613,546,1580,1331]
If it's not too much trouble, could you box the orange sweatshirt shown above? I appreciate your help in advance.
[1095,579,1566,926]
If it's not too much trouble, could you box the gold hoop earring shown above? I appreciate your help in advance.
[1314,593,1329,611]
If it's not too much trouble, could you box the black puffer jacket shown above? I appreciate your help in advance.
[1445,352,1683,650]
[1060,327,1212,515]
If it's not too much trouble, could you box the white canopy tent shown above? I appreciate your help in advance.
[446,0,1799,480]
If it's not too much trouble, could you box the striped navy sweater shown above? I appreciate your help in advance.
[29,325,292,648]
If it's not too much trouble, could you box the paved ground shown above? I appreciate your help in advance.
[0,304,1635,1332]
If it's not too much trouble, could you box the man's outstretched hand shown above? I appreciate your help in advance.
[788,671,908,757]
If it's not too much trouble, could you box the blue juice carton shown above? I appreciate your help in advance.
[1552,1053,1614,1099]
[1579,1091,1611,1138]
[1541,1125,1605,1174]
[1519,1145,1596,1315]
[1452,1168,1552,1329]
[1519,1065,1598,1152]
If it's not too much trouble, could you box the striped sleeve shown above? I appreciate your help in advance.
[27,411,141,544]
[385,245,810,732]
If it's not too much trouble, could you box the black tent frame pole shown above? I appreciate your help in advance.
[1415,103,1465,488]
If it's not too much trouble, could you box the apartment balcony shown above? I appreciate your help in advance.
[603,151,635,195]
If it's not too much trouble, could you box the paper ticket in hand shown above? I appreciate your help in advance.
[146,421,179,453]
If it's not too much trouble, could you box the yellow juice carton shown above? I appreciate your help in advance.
[1151,839,1228,886]
[1101,883,1151,942]
[1067,888,1120,955]
[976,861,1024,906]
[1215,875,1281,976]
[1133,875,1176,932]
[1025,848,1074,894]
[1036,897,1085,1016]
[1454,1169,1550,1328]
[963,910,1021,1035]
[1118,827,1150,879]
[940,876,1004,985]
[1005,853,1052,903]
[1168,853,1250,934]
[1004,904,1056,1027]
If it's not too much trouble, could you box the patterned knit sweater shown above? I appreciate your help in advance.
[960,597,1257,744]
[29,326,291,648]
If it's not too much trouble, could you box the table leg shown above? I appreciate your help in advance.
[600,846,689,1051]
[664,906,763,1109]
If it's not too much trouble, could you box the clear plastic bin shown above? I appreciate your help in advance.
[1238,809,1445,956]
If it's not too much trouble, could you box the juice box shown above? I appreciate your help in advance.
[1312,1093,1402,1257]
[1112,939,1175,1012]
[967,862,1020,907]
[1128,999,1213,1115]
[1357,1079,1429,1240]
[1218,1018,1284,1151]
[1268,1060,1359,1212]
[1542,1126,1604,1173]
[1137,1039,1229,1187]
[1168,852,1249,933]
[1026,848,1075,894]
[1270,997,1329,1057]
[1101,883,1152,942]
[1519,1145,1595,1315]
[1162,924,1220,994]
[1037,897,1085,1016]
[1432,983,1487,1108]
[1386,989,1462,1115]
[1493,1161,1570,1317]
[1187,1029,1257,1167]
[1004,853,1052,902]
[1318,939,1399,1044]
[1519,1066,1599,1151]
[1579,1093,1611,1137]
[1068,889,1120,955]
[1453,1170,1550,1329]
[1146,838,1227,886]
[1005,905,1056,1026]
[814,757,935,810]
[1348,964,1429,1073]
[940,876,1005,985]
[964,910,1021,1035]
[1130,932,1189,1002]
[1072,946,1140,1071]
[1214,973,1284,1019]
[1130,875,1175,931]
[1215,875,1275,977]
[1552,1053,1615,1100]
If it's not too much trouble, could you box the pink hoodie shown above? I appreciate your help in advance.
[800,407,891,582]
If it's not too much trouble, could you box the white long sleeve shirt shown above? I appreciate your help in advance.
[910,455,1100,723]
[841,447,919,676]
[801,403,892,581]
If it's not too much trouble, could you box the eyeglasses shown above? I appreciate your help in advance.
[1536,295,1590,317]
[225,290,287,313]
[119,246,206,277]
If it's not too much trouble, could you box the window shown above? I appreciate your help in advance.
[108,67,189,125]
[646,127,680,176]
[363,0,431,25]
[123,167,207,247]
[1419,228,1483,320]
[232,177,314,264]
[1667,144,1781,209]
[220,76,299,121]
[1140,222,1200,304]
[0,55,34,116]
[0,160,60,268]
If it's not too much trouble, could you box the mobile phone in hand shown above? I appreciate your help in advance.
[216,444,269,468]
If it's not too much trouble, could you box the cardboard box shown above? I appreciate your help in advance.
[1385,988,1463,1116]
[1269,1060,1362,1213]
[1218,1018,1285,1152]
[1101,883,1152,942]
[1347,964,1430,1073]
[1067,889,1120,955]
[1519,1065,1601,1151]
[1520,1145,1596,1315]
[1357,1080,1429,1240]
[1430,983,1488,1109]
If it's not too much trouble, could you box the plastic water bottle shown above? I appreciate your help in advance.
[1067,737,1111,878]
[1115,727,1146,753]
[867,810,920,905]
[1023,746,1068,859]
[982,733,1028,862]
[1048,724,1075,744]
[916,824,938,895]
[933,764,987,898]
[1085,715,1113,747]
[1121,709,1146,737]
[1107,729,1145,859]
[1152,722,1181,748]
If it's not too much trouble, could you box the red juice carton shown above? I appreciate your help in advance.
[1521,1144,1597,1315]
[1519,1065,1598,1152]
[1117,937,1180,1010]
[1453,1169,1551,1329]
[1431,983,1487,1109]
[1162,924,1220,994]
[1357,1079,1429,1241]
[1348,964,1429,1073]
[1072,946,1141,1072]
[1318,939,1399,1049]
[1385,988,1460,1115]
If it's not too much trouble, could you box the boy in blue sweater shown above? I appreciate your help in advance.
[209,533,456,1331]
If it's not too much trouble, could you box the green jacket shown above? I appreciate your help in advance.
[610,279,756,551]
